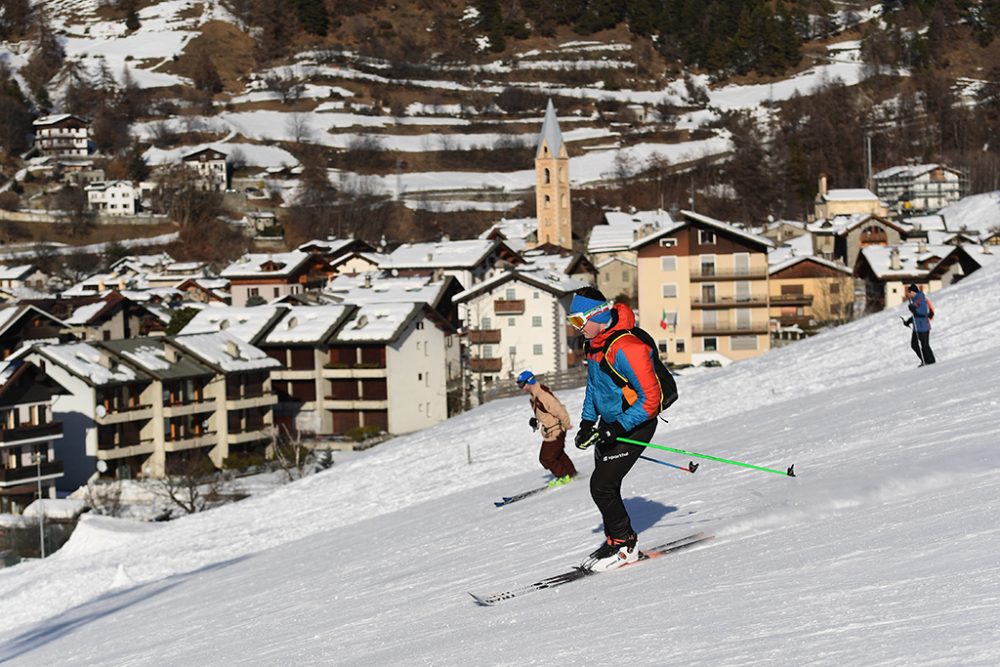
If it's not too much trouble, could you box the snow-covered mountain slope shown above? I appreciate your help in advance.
[0,266,998,665]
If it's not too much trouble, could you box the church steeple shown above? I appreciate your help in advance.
[535,99,571,249]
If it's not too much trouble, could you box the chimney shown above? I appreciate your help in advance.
[363,274,372,289]
[983,244,993,255]
[916,239,927,254]
[889,247,902,271]
[818,173,828,197]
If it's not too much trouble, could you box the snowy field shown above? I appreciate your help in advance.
[0,261,997,664]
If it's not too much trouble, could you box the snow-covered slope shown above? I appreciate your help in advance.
[0,266,998,665]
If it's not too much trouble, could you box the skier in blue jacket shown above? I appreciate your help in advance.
[903,283,936,366]
[570,287,661,571]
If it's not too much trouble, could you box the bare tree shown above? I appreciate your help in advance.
[269,426,315,482]
[265,68,306,104]
[286,112,313,143]
[84,479,124,517]
[153,456,221,516]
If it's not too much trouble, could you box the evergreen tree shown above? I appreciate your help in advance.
[295,0,328,37]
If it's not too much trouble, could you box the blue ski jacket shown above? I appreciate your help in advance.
[581,303,661,432]
[908,291,932,333]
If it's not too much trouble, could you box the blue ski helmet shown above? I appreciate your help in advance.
[516,370,536,388]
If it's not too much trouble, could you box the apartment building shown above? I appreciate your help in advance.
[874,163,968,214]
[25,333,278,489]
[0,359,67,514]
[181,147,229,191]
[33,114,90,157]
[85,180,139,216]
[221,252,334,307]
[632,210,773,366]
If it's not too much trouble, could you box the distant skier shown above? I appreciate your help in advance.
[516,369,577,487]
[570,287,662,571]
[902,283,936,366]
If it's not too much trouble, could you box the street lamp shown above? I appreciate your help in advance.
[34,450,45,559]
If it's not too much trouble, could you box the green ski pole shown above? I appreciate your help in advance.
[618,437,795,477]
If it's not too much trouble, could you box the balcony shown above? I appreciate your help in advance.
[0,460,64,486]
[691,295,769,309]
[225,394,277,411]
[493,299,525,315]
[771,293,814,307]
[469,357,502,373]
[96,404,154,425]
[162,400,217,418]
[690,268,768,282]
[468,328,502,344]
[164,433,218,452]
[98,439,155,456]
[0,422,63,446]
[228,430,269,445]
[323,398,390,410]
[692,322,770,336]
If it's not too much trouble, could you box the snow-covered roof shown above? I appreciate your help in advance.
[590,209,673,253]
[220,252,312,278]
[263,306,353,345]
[381,240,505,270]
[22,498,87,520]
[822,188,880,202]
[171,331,280,373]
[66,301,108,325]
[767,234,816,267]
[326,274,450,308]
[40,342,141,386]
[595,256,636,269]
[535,99,565,159]
[332,303,423,343]
[452,268,588,303]
[101,338,213,379]
[0,264,37,280]
[806,213,900,236]
[770,254,852,276]
[902,215,947,232]
[874,163,960,180]
[33,114,85,127]
[179,305,285,344]
[632,210,773,251]
[857,244,954,279]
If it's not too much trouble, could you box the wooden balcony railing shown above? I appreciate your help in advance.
[691,295,769,309]
[690,268,768,281]
[493,299,525,315]
[771,294,814,306]
[0,460,63,484]
[0,422,63,444]
[468,328,502,344]
[469,357,503,372]
[692,322,770,336]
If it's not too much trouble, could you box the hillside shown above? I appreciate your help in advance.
[0,261,997,664]
[2,0,999,256]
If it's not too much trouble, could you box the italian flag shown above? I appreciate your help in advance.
[659,309,669,330]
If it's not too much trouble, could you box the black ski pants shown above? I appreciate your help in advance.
[911,330,936,365]
[590,418,657,541]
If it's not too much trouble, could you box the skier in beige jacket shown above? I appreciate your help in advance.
[516,370,578,487]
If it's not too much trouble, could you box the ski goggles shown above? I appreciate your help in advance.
[567,300,613,330]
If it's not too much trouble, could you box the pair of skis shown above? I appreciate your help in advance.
[469,531,713,606]
[494,474,590,507]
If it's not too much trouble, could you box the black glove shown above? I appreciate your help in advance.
[575,420,596,450]
[528,417,538,432]
[596,421,626,448]
[908,303,916,314]
[902,316,913,327]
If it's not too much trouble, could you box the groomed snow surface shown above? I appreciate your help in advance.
[1,265,999,665]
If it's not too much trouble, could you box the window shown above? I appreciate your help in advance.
[676,340,686,353]
[533,291,540,299]
[622,270,630,282]
[533,344,543,355]
[482,345,493,357]
[508,346,517,356]
[273,287,280,298]
[657,340,668,353]
[829,282,840,294]
[704,338,717,352]
[505,288,516,300]
[733,253,750,276]
[248,288,259,297]
[660,256,677,271]
[661,283,678,298]
[659,238,677,248]
[700,256,716,277]
[481,317,492,329]
[544,195,551,209]
[544,168,551,184]
[698,229,716,245]
[731,336,758,351]
[532,316,542,327]
[416,321,425,330]
[507,317,515,326]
